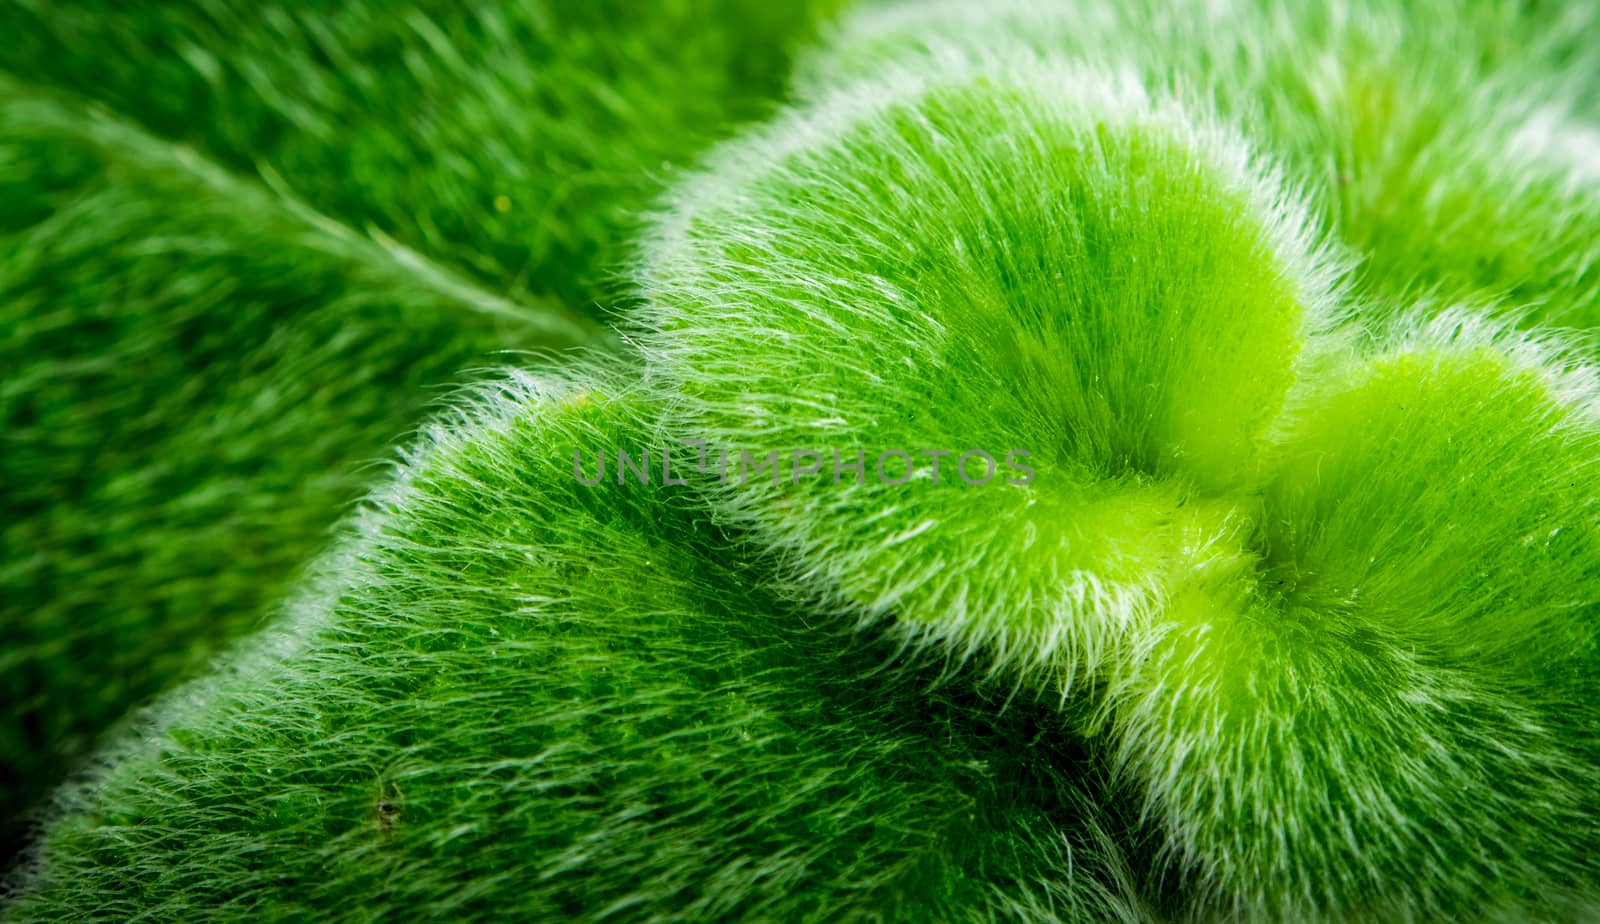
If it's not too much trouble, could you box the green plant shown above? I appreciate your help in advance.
[3,367,1151,923]
[5,1,1599,921]
[0,0,844,309]
[807,0,1600,330]
[0,0,838,854]
[632,48,1600,919]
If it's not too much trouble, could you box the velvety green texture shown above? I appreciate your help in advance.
[636,55,1345,684]
[0,82,558,850]
[0,0,844,309]
[635,48,1600,921]
[6,1,1600,921]
[3,369,1152,923]
[0,0,839,852]
[805,0,1600,332]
